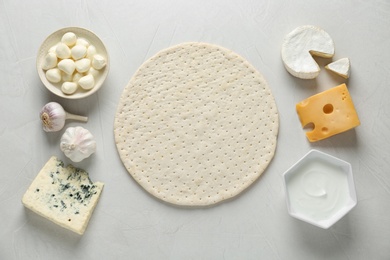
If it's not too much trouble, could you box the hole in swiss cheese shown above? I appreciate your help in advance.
[323,104,333,114]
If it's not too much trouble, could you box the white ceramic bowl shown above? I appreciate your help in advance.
[37,27,109,99]
[282,149,357,229]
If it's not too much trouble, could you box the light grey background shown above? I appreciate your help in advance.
[1,1,389,259]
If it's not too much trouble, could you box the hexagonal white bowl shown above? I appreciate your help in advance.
[282,149,357,229]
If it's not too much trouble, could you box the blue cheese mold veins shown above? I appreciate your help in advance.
[22,156,104,235]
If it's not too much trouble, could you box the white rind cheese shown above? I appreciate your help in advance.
[325,58,351,79]
[22,156,104,235]
[281,25,335,79]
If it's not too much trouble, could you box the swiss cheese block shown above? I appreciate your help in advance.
[296,84,360,142]
[22,156,104,235]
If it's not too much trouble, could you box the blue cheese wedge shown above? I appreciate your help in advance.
[22,156,104,235]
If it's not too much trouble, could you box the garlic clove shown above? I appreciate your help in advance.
[39,102,88,132]
[60,126,96,162]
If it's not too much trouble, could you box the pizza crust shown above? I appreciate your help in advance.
[114,42,279,206]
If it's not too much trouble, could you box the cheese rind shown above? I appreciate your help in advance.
[22,156,104,235]
[296,84,360,142]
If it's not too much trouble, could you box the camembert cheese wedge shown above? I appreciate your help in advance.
[22,156,104,235]
[325,58,351,79]
[296,84,360,142]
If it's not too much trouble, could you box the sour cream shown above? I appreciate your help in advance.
[284,153,353,224]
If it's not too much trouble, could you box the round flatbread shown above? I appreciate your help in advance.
[114,42,279,206]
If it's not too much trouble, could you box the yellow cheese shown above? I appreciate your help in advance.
[296,84,360,142]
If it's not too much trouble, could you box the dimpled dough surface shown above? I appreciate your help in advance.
[114,42,279,206]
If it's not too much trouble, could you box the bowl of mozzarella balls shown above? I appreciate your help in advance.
[37,27,109,99]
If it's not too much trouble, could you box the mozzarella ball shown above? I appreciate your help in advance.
[42,31,106,95]
[61,32,77,47]
[72,72,84,84]
[42,52,58,70]
[76,38,90,47]
[86,45,97,59]
[58,59,76,75]
[61,71,73,82]
[71,44,87,60]
[92,54,106,70]
[55,42,71,59]
[45,68,61,83]
[61,82,78,94]
[75,58,91,73]
[78,74,95,90]
[87,67,100,78]
[48,44,58,53]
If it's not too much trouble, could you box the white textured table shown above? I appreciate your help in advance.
[1,1,389,259]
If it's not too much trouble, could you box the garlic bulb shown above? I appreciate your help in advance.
[60,126,96,162]
[39,102,88,132]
